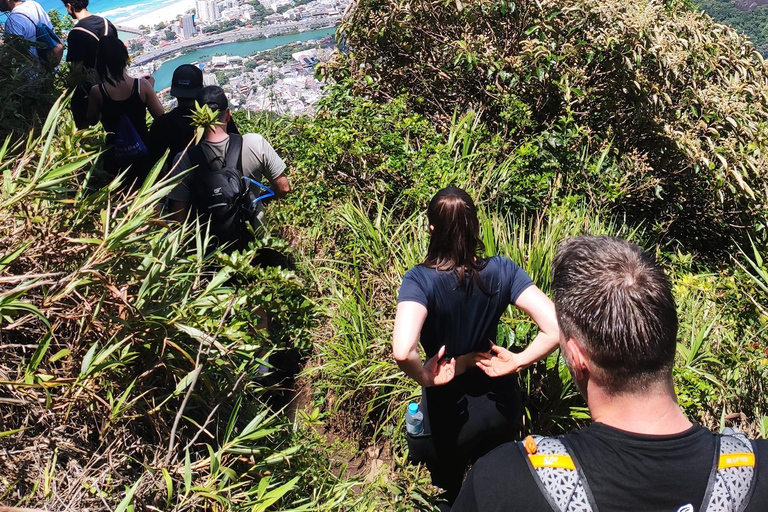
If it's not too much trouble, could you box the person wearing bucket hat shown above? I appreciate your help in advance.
[147,64,238,167]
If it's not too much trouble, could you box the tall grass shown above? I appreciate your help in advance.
[304,190,641,456]
[0,98,346,510]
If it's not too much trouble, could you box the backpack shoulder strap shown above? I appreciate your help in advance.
[701,430,757,512]
[71,26,100,41]
[9,11,37,33]
[12,11,36,25]
[224,134,244,173]
[188,143,209,175]
[520,435,599,512]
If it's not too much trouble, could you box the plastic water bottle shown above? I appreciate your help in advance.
[405,402,424,435]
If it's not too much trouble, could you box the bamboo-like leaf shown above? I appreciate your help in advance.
[251,476,300,512]
[114,475,142,512]
[79,343,99,377]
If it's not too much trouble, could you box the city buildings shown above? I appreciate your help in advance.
[180,14,196,38]
[195,0,220,23]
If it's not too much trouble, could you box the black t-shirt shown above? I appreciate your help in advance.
[398,256,533,359]
[453,422,768,512]
[147,105,240,166]
[66,15,117,69]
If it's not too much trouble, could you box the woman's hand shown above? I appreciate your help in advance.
[422,345,456,387]
[474,344,522,377]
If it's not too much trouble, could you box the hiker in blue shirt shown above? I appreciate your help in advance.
[86,35,163,189]
[393,186,560,510]
[0,0,63,64]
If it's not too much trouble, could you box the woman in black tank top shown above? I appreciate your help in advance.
[86,36,164,188]
[393,187,560,510]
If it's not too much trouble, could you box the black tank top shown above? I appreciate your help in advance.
[98,78,149,146]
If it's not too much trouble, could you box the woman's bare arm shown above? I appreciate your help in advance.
[475,285,560,376]
[86,84,102,126]
[141,77,165,119]
[393,301,456,387]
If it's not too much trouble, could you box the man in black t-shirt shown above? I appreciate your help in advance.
[455,236,768,512]
[147,64,239,169]
[61,0,117,128]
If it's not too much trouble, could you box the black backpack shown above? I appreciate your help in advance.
[521,428,757,512]
[188,134,253,249]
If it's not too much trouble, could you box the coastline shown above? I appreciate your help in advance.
[117,0,195,29]
[131,16,340,66]
[146,25,336,90]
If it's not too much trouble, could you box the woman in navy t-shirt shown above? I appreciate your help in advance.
[393,187,560,509]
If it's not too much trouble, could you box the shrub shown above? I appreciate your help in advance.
[0,38,63,140]
[326,0,768,253]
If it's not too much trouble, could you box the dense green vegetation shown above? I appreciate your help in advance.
[325,0,768,255]
[248,42,322,66]
[1,0,768,509]
[692,0,768,56]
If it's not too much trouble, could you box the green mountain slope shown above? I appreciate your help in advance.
[692,0,768,55]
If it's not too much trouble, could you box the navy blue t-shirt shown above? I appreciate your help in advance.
[398,256,533,359]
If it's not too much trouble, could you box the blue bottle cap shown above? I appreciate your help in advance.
[408,402,419,414]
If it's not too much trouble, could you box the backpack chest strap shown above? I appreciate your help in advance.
[521,435,598,512]
[702,430,757,512]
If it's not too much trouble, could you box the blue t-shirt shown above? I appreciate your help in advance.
[5,0,54,59]
[398,256,533,359]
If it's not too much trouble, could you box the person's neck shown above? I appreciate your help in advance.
[586,380,693,435]
[105,71,131,85]
[73,8,92,21]
[205,126,229,143]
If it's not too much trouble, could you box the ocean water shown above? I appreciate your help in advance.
[151,27,336,89]
[38,0,155,25]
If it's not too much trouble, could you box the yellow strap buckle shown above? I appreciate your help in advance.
[718,453,755,470]
[529,454,576,470]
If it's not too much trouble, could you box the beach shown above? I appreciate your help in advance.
[116,0,196,29]
[38,0,194,29]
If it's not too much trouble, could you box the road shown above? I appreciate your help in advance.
[131,16,340,66]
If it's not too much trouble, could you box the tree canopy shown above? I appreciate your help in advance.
[326,0,768,251]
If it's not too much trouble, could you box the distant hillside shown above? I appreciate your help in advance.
[693,0,768,55]
[732,0,768,9]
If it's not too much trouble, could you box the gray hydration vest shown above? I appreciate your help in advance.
[521,427,757,512]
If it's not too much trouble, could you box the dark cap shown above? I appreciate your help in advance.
[196,85,229,112]
[170,64,203,99]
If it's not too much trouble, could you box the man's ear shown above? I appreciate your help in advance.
[565,338,588,381]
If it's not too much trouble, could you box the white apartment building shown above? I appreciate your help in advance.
[195,0,220,23]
